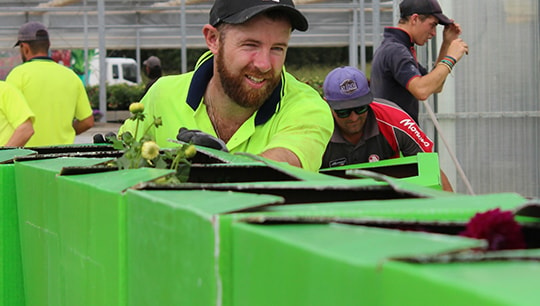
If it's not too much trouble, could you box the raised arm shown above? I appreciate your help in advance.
[407,23,469,100]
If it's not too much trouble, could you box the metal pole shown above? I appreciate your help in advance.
[83,0,89,86]
[372,0,381,51]
[392,0,399,25]
[349,0,358,68]
[98,0,107,122]
[359,0,366,72]
[422,100,475,195]
[136,12,141,84]
[180,0,187,73]
[430,35,439,149]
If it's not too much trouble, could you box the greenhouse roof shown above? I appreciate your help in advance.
[0,0,394,50]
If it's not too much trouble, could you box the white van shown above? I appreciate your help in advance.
[88,57,139,86]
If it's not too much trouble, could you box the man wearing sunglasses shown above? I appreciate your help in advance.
[321,66,452,191]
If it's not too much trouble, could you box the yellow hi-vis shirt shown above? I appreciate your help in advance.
[6,57,93,146]
[119,51,333,171]
[0,81,35,146]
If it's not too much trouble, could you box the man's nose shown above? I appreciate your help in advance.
[253,50,272,73]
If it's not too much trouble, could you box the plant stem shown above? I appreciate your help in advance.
[171,150,182,171]
[142,118,156,137]
[134,118,140,140]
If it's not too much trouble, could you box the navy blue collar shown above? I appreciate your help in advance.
[27,56,54,62]
[384,27,414,48]
[185,56,282,126]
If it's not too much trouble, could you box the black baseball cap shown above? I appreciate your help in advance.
[209,0,308,32]
[399,0,453,26]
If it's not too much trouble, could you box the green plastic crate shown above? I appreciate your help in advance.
[14,157,112,306]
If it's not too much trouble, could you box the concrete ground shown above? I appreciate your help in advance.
[74,122,122,144]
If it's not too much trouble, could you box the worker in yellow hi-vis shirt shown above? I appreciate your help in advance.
[119,0,334,171]
[7,21,94,147]
[0,81,34,147]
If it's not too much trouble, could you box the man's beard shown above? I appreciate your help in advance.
[215,49,281,109]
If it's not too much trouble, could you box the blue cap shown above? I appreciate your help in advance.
[323,66,373,110]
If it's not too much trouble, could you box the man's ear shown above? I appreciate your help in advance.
[203,24,220,54]
[410,13,419,25]
[20,43,31,58]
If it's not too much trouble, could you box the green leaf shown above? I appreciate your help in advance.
[174,162,191,183]
[115,155,131,170]
[109,137,126,150]
[154,157,168,169]
[121,132,134,144]
[162,150,175,160]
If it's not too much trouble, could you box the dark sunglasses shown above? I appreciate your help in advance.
[334,105,369,118]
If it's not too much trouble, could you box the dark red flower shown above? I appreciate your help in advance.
[460,208,526,250]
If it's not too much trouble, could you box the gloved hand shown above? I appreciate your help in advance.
[176,127,228,152]
[93,132,117,144]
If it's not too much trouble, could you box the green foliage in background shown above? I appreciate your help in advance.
[287,65,331,97]
[288,63,372,98]
[286,47,350,69]
[87,83,145,110]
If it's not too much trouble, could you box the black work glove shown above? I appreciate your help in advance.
[93,132,117,144]
[176,127,228,152]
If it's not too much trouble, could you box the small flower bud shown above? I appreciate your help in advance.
[184,144,197,158]
[129,102,144,114]
[153,116,163,127]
